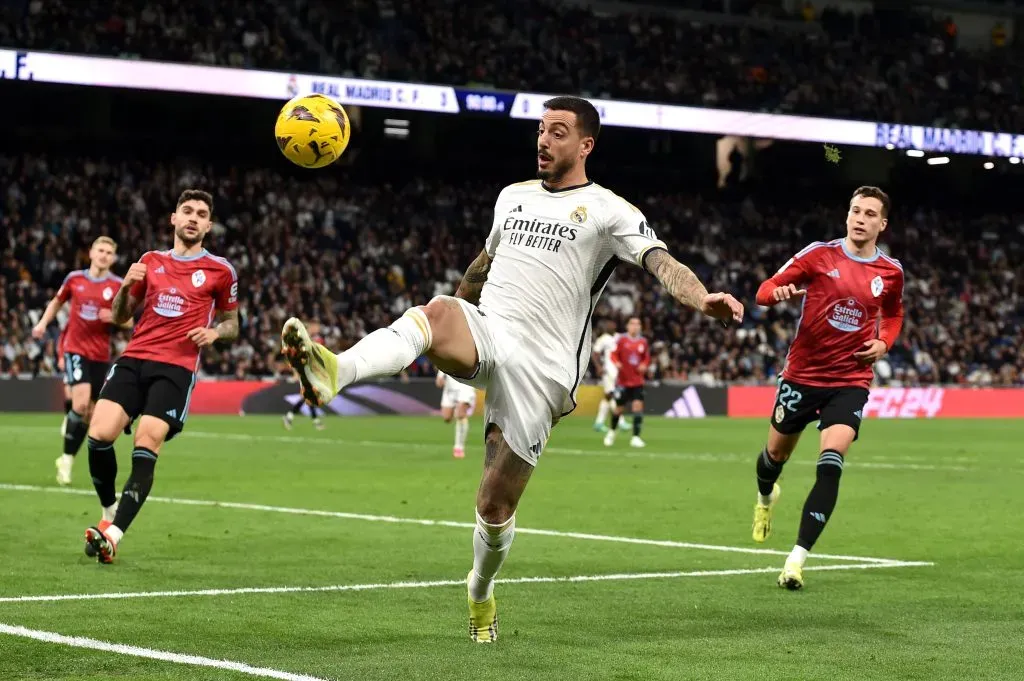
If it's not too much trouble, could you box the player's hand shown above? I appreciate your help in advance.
[124,261,148,286]
[57,354,65,371]
[853,339,888,365]
[186,327,220,348]
[772,284,807,302]
[701,292,744,326]
[98,309,113,323]
[31,322,46,340]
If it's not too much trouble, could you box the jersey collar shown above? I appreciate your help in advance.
[167,248,209,262]
[840,239,880,263]
[540,180,593,193]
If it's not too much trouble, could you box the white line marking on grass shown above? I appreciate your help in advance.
[0,483,909,565]
[0,426,978,471]
[0,562,934,604]
[0,623,330,681]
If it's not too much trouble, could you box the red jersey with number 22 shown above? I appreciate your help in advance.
[613,334,650,388]
[56,270,123,362]
[764,239,904,389]
[124,249,238,372]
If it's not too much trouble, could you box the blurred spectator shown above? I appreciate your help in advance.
[2,154,1021,386]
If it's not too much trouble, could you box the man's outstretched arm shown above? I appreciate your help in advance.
[643,248,744,325]
[455,249,493,306]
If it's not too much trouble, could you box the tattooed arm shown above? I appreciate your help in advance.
[212,309,240,342]
[111,286,142,326]
[455,249,493,306]
[643,249,744,325]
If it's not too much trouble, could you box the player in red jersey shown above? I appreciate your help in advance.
[602,317,651,448]
[750,186,904,590]
[82,190,239,564]
[32,237,127,486]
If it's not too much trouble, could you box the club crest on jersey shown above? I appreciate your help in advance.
[570,206,588,224]
[191,270,206,288]
[870,275,884,297]
[102,287,114,301]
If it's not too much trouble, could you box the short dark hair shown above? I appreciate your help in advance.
[177,189,214,214]
[543,96,600,141]
[851,186,889,218]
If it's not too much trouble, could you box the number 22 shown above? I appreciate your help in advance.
[778,383,803,412]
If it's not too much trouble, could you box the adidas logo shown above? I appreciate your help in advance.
[154,265,166,274]
[853,409,863,419]
[529,441,542,456]
[510,205,523,213]
[827,268,841,278]
[165,409,177,419]
[664,386,707,418]
[809,512,827,523]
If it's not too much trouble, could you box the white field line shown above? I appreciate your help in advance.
[0,426,976,471]
[0,483,907,565]
[0,623,329,680]
[187,430,974,472]
[0,562,934,604]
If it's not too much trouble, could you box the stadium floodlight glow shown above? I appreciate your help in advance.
[926,156,950,165]
[906,149,925,157]
[1010,157,1021,165]
[885,143,895,150]
[984,162,995,169]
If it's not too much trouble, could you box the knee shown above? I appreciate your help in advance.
[476,494,514,525]
[87,419,120,443]
[443,415,453,424]
[71,397,91,416]
[765,445,792,463]
[133,434,163,454]
[423,296,456,329]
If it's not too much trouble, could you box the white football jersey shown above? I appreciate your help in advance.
[479,180,666,401]
[592,332,619,374]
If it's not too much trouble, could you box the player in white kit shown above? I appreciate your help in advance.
[591,320,629,432]
[280,96,744,643]
[436,370,477,458]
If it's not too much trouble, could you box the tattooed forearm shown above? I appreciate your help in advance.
[213,309,240,343]
[455,249,493,305]
[111,287,135,326]
[644,249,708,311]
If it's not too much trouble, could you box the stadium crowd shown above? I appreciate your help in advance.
[2,154,1021,387]
[1,0,1021,130]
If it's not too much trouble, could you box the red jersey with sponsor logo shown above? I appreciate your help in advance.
[124,249,238,372]
[612,334,650,388]
[56,270,123,362]
[763,239,904,389]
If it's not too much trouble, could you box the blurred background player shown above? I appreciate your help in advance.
[603,317,650,448]
[56,330,72,435]
[284,321,325,430]
[436,370,476,458]
[591,320,629,433]
[751,186,904,591]
[31,237,126,486]
[83,190,239,564]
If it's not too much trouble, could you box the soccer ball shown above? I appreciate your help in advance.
[274,94,351,169]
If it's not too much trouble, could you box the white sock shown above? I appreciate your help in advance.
[757,492,773,507]
[102,503,118,523]
[454,417,469,449]
[105,525,124,544]
[335,308,432,390]
[468,512,515,602]
[787,545,809,567]
[595,399,609,425]
[59,454,74,467]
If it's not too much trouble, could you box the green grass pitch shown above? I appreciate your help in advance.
[1,413,1022,680]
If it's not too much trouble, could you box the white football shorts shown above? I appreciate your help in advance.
[440,378,477,414]
[452,298,567,466]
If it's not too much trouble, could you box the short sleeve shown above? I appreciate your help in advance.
[56,273,75,303]
[771,243,822,287]
[606,196,667,267]
[215,265,239,312]
[484,188,511,258]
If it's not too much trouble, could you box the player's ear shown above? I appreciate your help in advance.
[879,218,888,233]
[580,136,594,159]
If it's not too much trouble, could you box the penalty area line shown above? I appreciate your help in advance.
[0,483,909,564]
[0,562,933,604]
[0,622,330,681]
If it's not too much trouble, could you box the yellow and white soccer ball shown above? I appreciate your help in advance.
[275,94,351,169]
